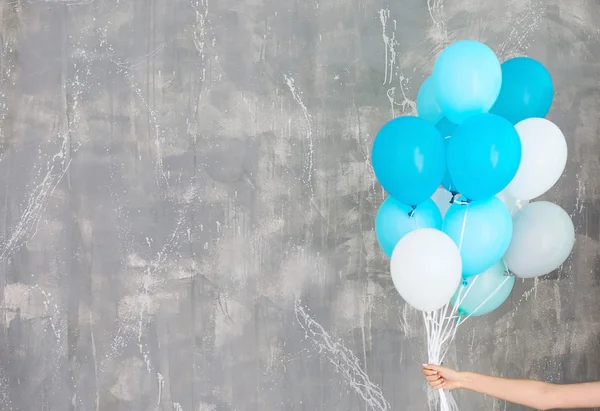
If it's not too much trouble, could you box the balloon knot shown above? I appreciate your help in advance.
[408,206,416,218]
[454,196,470,205]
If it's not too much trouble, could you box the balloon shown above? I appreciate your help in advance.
[436,117,457,137]
[441,172,456,193]
[504,118,567,201]
[391,228,462,312]
[371,116,446,206]
[431,188,453,218]
[447,114,522,200]
[504,201,575,278]
[375,197,442,258]
[417,77,443,124]
[432,40,502,124]
[490,57,554,124]
[451,261,515,317]
[496,191,528,216]
[443,197,513,277]
[441,137,458,193]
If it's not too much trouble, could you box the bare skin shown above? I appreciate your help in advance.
[422,364,600,410]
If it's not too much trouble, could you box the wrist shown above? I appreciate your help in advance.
[457,371,474,390]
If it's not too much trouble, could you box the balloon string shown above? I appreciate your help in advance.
[423,203,473,411]
[458,276,511,325]
[456,203,469,252]
[424,200,513,411]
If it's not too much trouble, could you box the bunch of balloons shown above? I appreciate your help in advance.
[373,40,574,316]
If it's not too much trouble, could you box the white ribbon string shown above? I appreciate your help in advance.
[423,199,512,411]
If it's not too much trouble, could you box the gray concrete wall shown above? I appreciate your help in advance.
[0,0,598,410]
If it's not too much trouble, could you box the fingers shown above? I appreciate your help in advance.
[428,377,445,389]
[422,363,444,373]
[421,368,438,377]
[423,372,444,387]
[422,364,447,390]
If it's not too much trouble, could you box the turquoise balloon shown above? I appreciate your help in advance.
[375,198,442,258]
[441,137,457,194]
[443,197,513,277]
[432,40,502,124]
[490,57,554,124]
[436,117,457,137]
[371,116,446,206]
[447,114,521,201]
[441,172,456,194]
[451,261,515,317]
[417,77,443,124]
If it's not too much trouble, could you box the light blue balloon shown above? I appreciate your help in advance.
[432,40,502,124]
[490,57,554,124]
[371,116,446,206]
[443,197,513,277]
[417,77,443,124]
[375,198,442,258]
[451,261,515,317]
[447,114,521,201]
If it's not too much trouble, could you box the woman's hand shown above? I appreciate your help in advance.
[422,364,465,390]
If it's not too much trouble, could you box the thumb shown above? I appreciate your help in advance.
[422,364,446,373]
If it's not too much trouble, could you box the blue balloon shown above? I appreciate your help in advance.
[375,197,442,257]
[432,40,502,124]
[417,77,443,124]
[435,117,457,137]
[451,261,514,317]
[441,137,457,193]
[371,116,446,206]
[447,114,521,200]
[443,197,513,277]
[490,57,554,124]
[441,172,456,194]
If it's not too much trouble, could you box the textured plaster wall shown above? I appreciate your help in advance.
[0,0,599,410]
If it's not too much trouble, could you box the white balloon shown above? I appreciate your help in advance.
[390,228,462,312]
[505,118,567,201]
[431,187,453,217]
[496,190,529,216]
[504,201,575,279]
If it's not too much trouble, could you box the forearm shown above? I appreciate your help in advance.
[460,372,556,410]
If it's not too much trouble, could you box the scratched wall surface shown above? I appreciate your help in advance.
[0,0,599,410]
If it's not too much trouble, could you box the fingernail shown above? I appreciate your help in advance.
[433,371,438,375]
[422,364,428,367]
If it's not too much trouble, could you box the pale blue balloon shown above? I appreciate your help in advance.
[375,198,442,258]
[451,261,515,317]
[432,40,502,124]
[443,197,513,277]
[417,77,443,124]
[371,116,446,206]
